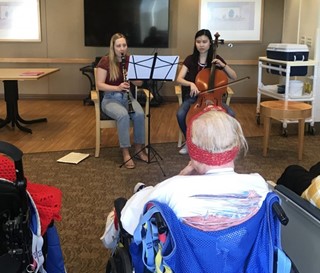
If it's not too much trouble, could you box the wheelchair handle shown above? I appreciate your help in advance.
[0,141,23,161]
[154,212,167,234]
[272,202,289,226]
[0,141,25,185]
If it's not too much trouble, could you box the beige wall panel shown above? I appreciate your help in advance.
[0,0,285,100]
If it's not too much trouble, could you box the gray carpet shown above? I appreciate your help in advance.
[20,135,320,272]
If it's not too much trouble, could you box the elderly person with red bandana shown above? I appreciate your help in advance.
[101,106,270,246]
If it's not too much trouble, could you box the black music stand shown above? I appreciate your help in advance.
[119,53,179,176]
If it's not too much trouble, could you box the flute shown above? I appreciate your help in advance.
[121,53,135,114]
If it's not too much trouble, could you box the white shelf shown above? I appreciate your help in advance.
[257,57,318,128]
[258,84,314,101]
[259,56,316,67]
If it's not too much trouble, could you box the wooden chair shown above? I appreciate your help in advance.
[175,85,234,147]
[91,68,152,157]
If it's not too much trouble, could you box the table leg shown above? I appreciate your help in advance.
[0,116,11,128]
[0,89,14,129]
[17,114,47,125]
[1,80,47,134]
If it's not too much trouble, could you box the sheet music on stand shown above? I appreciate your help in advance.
[128,54,179,81]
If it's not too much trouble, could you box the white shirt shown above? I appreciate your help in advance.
[121,168,270,235]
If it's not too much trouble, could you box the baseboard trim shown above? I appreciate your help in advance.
[0,94,267,104]
[0,94,89,100]
[162,96,259,104]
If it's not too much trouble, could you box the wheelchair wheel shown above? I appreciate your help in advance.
[106,247,132,273]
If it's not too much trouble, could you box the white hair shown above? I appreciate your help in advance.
[191,110,248,155]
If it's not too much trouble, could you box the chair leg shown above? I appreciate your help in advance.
[145,116,149,148]
[298,119,305,161]
[226,94,232,106]
[226,87,234,106]
[178,130,183,148]
[95,125,101,158]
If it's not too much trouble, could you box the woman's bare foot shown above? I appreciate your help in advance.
[134,144,148,162]
[136,151,148,162]
[122,148,135,169]
[124,159,135,169]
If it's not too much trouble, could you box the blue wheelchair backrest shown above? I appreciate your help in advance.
[131,192,293,273]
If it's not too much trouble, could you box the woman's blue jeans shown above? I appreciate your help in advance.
[101,92,145,148]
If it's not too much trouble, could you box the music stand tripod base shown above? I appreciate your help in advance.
[119,144,166,176]
[119,53,180,176]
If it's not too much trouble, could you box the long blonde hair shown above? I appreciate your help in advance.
[108,33,127,81]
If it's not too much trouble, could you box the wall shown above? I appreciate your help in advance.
[282,0,319,58]
[281,0,301,44]
[282,0,320,122]
[0,0,284,101]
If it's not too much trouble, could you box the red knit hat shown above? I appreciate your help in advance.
[0,155,62,235]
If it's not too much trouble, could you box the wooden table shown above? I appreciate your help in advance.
[0,68,59,133]
[260,100,312,160]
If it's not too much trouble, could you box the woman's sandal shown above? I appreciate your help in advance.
[135,152,148,162]
[124,159,135,169]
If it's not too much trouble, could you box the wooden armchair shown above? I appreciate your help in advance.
[175,85,234,147]
[91,68,152,157]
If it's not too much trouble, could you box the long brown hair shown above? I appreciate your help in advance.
[108,33,127,81]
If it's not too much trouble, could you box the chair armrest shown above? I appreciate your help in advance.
[91,90,102,120]
[175,85,182,106]
[91,90,98,103]
[226,87,234,106]
[138,89,152,120]
[226,87,234,96]
[138,88,153,100]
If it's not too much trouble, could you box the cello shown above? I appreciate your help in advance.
[186,32,228,125]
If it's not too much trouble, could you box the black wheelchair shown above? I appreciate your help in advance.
[105,193,300,273]
[0,141,66,273]
[0,141,33,273]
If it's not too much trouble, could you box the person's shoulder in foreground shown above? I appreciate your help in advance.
[302,175,320,208]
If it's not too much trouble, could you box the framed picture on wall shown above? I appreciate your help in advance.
[199,0,263,42]
[0,0,41,42]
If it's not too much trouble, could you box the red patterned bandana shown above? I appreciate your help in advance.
[186,105,239,166]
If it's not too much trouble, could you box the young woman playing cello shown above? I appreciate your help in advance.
[176,29,237,155]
